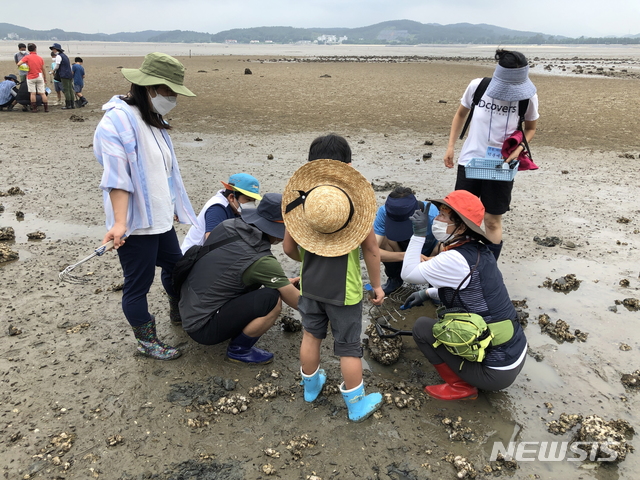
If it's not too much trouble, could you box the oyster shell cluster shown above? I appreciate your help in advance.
[512,299,529,327]
[0,243,18,263]
[538,314,588,342]
[482,453,518,474]
[443,453,477,479]
[27,230,46,240]
[248,383,285,399]
[0,226,15,241]
[382,392,421,409]
[574,415,635,462]
[363,322,403,365]
[616,297,640,311]
[541,273,581,292]
[547,413,583,434]
[214,394,249,415]
[285,434,317,459]
[106,434,124,446]
[1,186,25,196]
[441,416,478,443]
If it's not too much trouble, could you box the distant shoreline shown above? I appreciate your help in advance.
[2,41,640,60]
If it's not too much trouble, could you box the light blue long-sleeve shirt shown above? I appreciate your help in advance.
[93,95,197,235]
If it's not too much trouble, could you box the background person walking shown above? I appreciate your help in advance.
[49,43,75,109]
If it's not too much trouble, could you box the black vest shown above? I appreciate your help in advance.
[438,242,527,368]
[179,218,272,333]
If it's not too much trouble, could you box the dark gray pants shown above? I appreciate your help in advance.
[412,316,525,391]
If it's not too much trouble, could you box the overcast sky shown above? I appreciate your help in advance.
[5,0,639,38]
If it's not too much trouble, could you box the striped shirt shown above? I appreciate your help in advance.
[93,95,197,235]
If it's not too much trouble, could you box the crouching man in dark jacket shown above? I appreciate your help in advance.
[179,193,299,365]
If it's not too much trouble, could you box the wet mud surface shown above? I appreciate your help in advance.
[1,53,640,479]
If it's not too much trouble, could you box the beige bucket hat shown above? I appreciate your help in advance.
[282,159,377,257]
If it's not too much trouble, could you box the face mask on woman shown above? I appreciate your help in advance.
[432,219,456,243]
[149,88,177,115]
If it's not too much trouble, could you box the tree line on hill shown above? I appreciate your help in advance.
[1,20,638,45]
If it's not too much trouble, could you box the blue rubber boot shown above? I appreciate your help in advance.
[226,332,274,365]
[340,381,383,422]
[300,366,326,402]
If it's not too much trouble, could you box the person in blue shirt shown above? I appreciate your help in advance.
[373,186,439,295]
[0,74,19,110]
[72,57,87,107]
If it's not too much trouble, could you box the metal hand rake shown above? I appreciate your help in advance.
[388,282,422,304]
[59,240,116,284]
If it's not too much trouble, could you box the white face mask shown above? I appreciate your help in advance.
[149,88,177,116]
[432,219,456,243]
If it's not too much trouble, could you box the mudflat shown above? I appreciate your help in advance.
[1,53,639,479]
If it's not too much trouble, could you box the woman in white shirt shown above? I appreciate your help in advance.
[443,49,539,256]
[94,53,197,360]
[401,190,527,400]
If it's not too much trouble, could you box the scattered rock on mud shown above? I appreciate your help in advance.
[483,453,519,474]
[7,324,22,336]
[120,459,244,480]
[617,298,640,311]
[279,312,302,332]
[27,230,46,240]
[621,370,639,388]
[0,226,16,241]
[541,274,581,292]
[512,300,529,327]
[527,346,544,362]
[0,243,18,263]
[533,236,562,247]
[538,314,588,342]
[363,322,403,365]
[371,180,403,192]
[1,186,25,196]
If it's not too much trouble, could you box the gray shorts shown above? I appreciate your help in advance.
[298,296,363,357]
[73,84,83,93]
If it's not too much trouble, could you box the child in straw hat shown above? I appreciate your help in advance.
[282,134,385,422]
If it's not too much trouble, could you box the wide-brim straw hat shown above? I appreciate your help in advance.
[282,159,377,257]
[121,52,195,97]
[429,190,493,244]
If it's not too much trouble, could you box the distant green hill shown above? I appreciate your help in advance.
[1,21,638,45]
